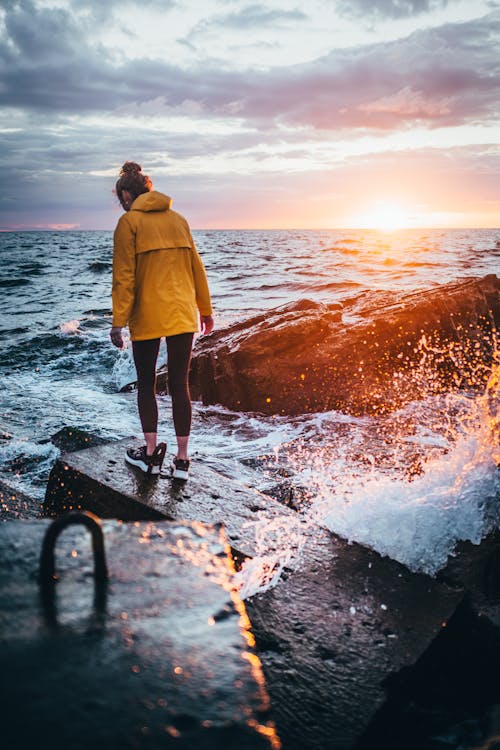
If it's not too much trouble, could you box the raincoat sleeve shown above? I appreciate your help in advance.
[112,215,136,327]
[190,241,213,316]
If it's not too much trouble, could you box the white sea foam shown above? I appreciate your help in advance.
[232,362,500,596]
[0,438,58,466]
[59,319,81,335]
[309,420,499,575]
[111,346,136,391]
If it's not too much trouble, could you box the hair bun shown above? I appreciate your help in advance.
[120,161,142,176]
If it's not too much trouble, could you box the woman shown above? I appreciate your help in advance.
[110,162,214,479]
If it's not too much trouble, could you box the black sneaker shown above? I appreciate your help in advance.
[125,443,166,475]
[171,457,190,481]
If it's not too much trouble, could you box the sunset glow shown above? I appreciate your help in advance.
[0,1,499,229]
[350,202,417,231]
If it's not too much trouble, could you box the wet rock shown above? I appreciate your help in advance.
[50,426,109,452]
[0,478,41,520]
[188,274,500,416]
[356,600,500,750]
[0,517,278,749]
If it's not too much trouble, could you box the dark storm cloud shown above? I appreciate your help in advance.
[336,0,450,19]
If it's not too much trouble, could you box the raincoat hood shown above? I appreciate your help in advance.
[112,190,213,337]
[131,190,172,212]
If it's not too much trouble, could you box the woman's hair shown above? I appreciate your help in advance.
[115,162,152,207]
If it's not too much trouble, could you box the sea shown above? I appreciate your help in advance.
[1,228,499,596]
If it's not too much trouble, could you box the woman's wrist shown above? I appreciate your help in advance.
[200,314,214,335]
[110,326,124,348]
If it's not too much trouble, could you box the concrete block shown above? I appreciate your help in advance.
[246,531,463,750]
[0,517,279,749]
[45,437,295,560]
[43,438,469,749]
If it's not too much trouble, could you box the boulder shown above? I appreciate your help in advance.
[187,275,500,416]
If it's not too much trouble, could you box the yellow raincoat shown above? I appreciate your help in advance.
[112,191,213,341]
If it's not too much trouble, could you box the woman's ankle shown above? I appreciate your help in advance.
[175,435,189,461]
[144,432,157,456]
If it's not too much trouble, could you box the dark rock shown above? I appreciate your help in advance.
[188,274,500,416]
[356,600,500,750]
[0,478,41,520]
[0,517,278,749]
[50,426,109,452]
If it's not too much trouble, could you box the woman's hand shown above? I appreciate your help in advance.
[110,326,124,348]
[200,315,214,335]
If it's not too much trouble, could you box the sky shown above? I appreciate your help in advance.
[1,0,500,230]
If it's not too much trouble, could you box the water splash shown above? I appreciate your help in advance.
[235,338,500,596]
[111,346,136,391]
[236,513,307,599]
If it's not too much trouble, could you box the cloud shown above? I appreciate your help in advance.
[1,1,498,135]
[239,12,500,130]
[1,1,498,230]
[195,3,308,30]
[336,0,450,20]
[182,2,309,53]
[2,1,83,62]
[358,85,452,117]
[69,0,176,20]
[3,140,498,229]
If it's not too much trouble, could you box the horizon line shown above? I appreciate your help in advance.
[1,225,500,233]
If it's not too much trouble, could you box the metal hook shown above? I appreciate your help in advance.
[39,510,108,585]
[39,511,108,630]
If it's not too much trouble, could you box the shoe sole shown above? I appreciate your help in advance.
[125,454,160,475]
[171,467,189,481]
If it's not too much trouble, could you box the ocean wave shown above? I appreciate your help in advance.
[232,372,500,596]
[88,261,111,272]
[0,438,59,504]
[0,326,30,337]
[0,278,31,288]
[1,328,111,371]
[326,245,360,255]
[314,280,363,292]
[82,307,112,317]
[21,262,44,276]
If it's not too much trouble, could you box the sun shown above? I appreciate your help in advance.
[350,201,415,231]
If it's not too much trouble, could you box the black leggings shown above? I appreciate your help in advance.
[132,333,194,436]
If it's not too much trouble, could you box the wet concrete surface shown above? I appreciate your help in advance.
[246,532,465,750]
[42,437,492,749]
[45,437,296,560]
[0,517,279,749]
